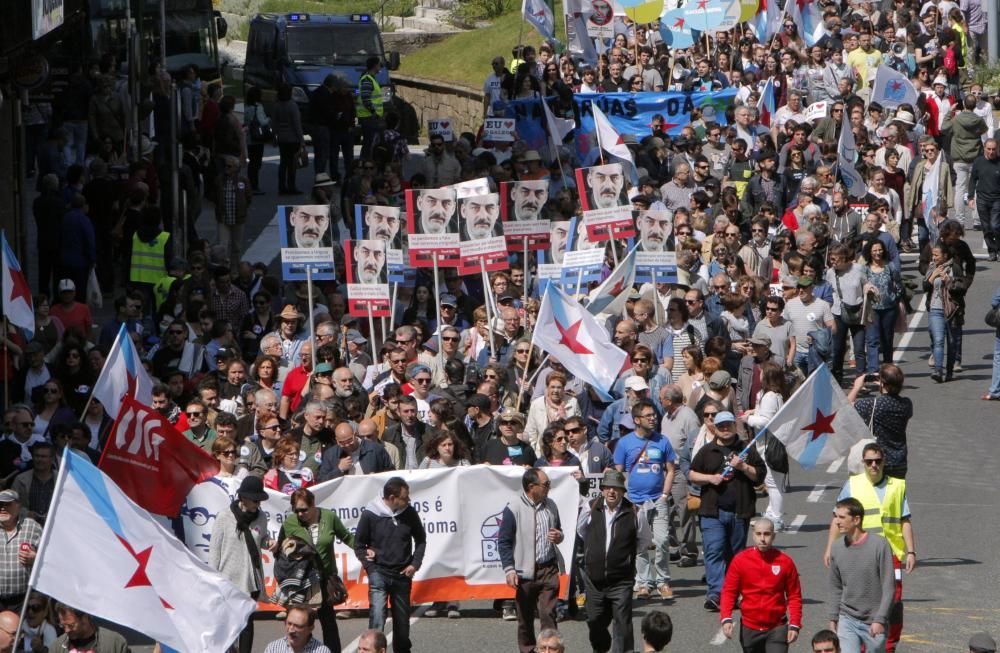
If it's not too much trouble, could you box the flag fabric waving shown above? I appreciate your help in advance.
[523,0,556,44]
[534,284,629,398]
[591,103,639,185]
[750,0,781,41]
[870,64,919,108]
[757,77,777,127]
[100,396,219,516]
[921,154,943,241]
[587,245,638,316]
[757,364,869,469]
[92,323,155,420]
[1,231,34,339]
[837,105,866,199]
[542,96,575,164]
[785,0,824,46]
[32,449,254,653]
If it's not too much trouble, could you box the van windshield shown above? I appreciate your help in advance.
[286,25,383,65]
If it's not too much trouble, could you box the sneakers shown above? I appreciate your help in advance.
[502,604,517,621]
[447,604,461,619]
[636,586,651,599]
[657,584,674,600]
[954,363,963,373]
[336,610,353,620]
[704,597,720,612]
[678,557,698,568]
[424,605,440,618]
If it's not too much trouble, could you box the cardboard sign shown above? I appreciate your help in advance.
[344,240,391,317]
[576,162,628,212]
[559,248,605,286]
[457,193,509,275]
[405,188,461,267]
[500,180,551,250]
[278,205,336,280]
[804,101,829,123]
[635,251,678,283]
[582,205,636,242]
[355,205,407,283]
[428,118,454,142]
[483,118,517,142]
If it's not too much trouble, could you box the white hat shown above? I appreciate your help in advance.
[893,110,915,125]
[58,279,76,293]
[624,376,649,392]
[932,75,947,87]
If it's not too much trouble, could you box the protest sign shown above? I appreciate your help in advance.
[428,118,454,141]
[405,188,461,267]
[635,250,678,283]
[483,118,517,142]
[457,193,509,275]
[278,205,336,280]
[355,205,407,283]
[344,240,391,317]
[500,180,551,250]
[582,205,636,242]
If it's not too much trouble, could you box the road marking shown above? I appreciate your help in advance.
[807,484,831,503]
[784,514,806,533]
[893,305,926,363]
[825,458,843,474]
[341,605,428,653]
[242,213,280,265]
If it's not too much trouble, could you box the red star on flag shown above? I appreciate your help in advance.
[554,318,593,355]
[801,409,836,441]
[6,266,31,307]
[673,17,685,28]
[889,80,902,91]
[608,276,627,297]
[117,535,173,609]
[696,0,709,8]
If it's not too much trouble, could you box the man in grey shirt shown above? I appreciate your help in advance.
[623,47,664,91]
[828,497,895,653]
[825,244,868,383]
[782,276,835,376]
[658,385,700,567]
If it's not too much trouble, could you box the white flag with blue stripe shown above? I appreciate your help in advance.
[758,364,869,469]
[31,449,256,652]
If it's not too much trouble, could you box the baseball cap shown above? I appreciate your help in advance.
[624,376,649,392]
[797,275,815,287]
[58,279,76,293]
[708,370,732,390]
[0,489,19,503]
[345,329,368,345]
[440,293,458,307]
[714,411,736,425]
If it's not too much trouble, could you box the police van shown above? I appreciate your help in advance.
[243,13,399,111]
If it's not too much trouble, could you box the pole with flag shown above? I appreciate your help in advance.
[836,102,866,199]
[3,231,35,411]
[541,98,573,184]
[27,448,255,652]
[523,0,557,44]
[84,322,156,421]
[586,245,638,316]
[756,77,777,128]
[591,103,639,185]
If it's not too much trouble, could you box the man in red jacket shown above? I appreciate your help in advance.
[720,517,803,653]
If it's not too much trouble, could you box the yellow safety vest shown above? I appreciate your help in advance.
[848,473,907,560]
[130,232,167,285]
[355,73,384,119]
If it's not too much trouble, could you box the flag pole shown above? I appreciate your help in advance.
[480,258,497,360]
[593,106,606,165]
[390,281,398,328]
[522,238,530,304]
[516,315,540,414]
[2,318,8,411]
[652,269,660,326]
[14,447,74,651]
[432,254,444,364]
[367,305,378,369]
[307,267,317,368]
[78,323,126,421]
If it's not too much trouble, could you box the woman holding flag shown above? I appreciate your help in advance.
[742,361,790,532]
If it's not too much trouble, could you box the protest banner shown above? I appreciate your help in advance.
[576,162,628,211]
[803,100,829,123]
[405,188,461,267]
[582,205,636,242]
[500,180,551,250]
[178,466,581,609]
[344,240,391,317]
[428,118,454,141]
[457,193,509,275]
[355,205,407,283]
[560,248,606,287]
[635,250,678,283]
[483,118,517,142]
[278,205,336,281]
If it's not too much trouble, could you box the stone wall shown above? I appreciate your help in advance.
[392,73,484,139]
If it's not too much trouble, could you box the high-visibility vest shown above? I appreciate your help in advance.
[848,473,907,560]
[153,275,177,310]
[130,232,167,285]
[355,73,384,118]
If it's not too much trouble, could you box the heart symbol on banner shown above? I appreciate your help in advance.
[441,121,450,128]
[504,120,514,129]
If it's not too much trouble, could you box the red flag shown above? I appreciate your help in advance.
[99,396,220,517]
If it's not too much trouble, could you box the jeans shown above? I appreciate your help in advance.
[700,509,749,600]
[865,306,899,372]
[836,613,886,653]
[989,336,1000,397]
[953,161,973,226]
[927,307,959,375]
[64,120,89,166]
[635,496,671,588]
[794,350,810,377]
[976,196,1000,255]
[217,222,245,267]
[312,125,331,176]
[368,569,413,653]
[582,575,634,653]
[832,316,867,382]
[359,116,382,159]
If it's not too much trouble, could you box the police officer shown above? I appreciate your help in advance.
[356,56,384,159]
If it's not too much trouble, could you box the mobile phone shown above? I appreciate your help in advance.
[864,373,879,382]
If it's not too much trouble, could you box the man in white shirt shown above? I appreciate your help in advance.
[483,57,509,117]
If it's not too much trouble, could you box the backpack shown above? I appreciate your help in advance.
[762,432,789,474]
[943,46,957,76]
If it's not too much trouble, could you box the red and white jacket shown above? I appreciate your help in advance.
[720,546,803,632]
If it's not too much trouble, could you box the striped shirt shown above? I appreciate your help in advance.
[0,516,42,598]
[532,498,556,564]
[263,637,332,653]
[783,297,833,352]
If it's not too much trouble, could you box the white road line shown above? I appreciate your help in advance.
[242,213,280,264]
[825,458,843,474]
[807,484,829,503]
[784,514,807,534]
[341,605,428,653]
[892,305,927,363]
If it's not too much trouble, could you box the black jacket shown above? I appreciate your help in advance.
[382,421,435,467]
[581,496,640,586]
[690,438,766,519]
[317,438,394,482]
[354,496,426,575]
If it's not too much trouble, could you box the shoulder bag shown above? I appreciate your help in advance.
[835,272,863,325]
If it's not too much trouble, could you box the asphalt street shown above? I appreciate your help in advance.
[72,148,1000,651]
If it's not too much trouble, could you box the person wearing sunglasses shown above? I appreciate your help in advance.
[51,603,129,653]
[210,435,249,501]
[20,591,55,650]
[182,399,217,453]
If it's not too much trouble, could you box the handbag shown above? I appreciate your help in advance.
[986,306,1000,329]
[686,493,701,511]
[835,272,863,325]
[248,105,274,144]
[326,572,349,606]
[941,276,959,321]
[296,147,310,169]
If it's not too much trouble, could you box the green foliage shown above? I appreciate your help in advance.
[259,0,416,20]
[451,0,512,23]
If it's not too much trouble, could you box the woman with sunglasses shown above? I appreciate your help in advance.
[524,372,580,457]
[534,422,583,472]
[239,289,275,362]
[264,436,315,494]
[31,379,76,440]
[276,487,354,651]
[211,435,249,501]
[54,343,94,414]
[505,338,537,408]
[21,591,57,651]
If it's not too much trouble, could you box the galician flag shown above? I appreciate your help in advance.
[534,284,628,398]
[1,231,34,339]
[785,0,825,46]
[31,449,256,652]
[837,105,866,199]
[587,245,638,316]
[758,364,869,469]
[757,77,777,127]
[92,323,155,420]
[870,64,919,109]
[591,103,638,185]
[523,0,556,43]
[750,0,781,40]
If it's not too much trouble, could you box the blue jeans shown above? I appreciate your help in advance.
[927,307,959,374]
[359,116,382,159]
[64,120,88,166]
[836,613,886,653]
[700,509,749,600]
[368,569,413,653]
[865,306,899,372]
[794,350,810,377]
[989,336,1000,397]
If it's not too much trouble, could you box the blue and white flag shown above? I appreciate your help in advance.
[758,365,869,469]
[534,284,629,398]
[92,323,155,419]
[1,231,33,340]
[523,0,556,43]
[587,245,637,316]
[922,154,943,241]
[31,450,256,652]
[837,106,866,199]
[870,64,919,109]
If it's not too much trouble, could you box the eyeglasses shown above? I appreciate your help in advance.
[637,413,656,419]
[26,603,45,612]
[533,481,552,488]
[552,436,567,442]
[261,424,280,432]
[703,412,718,419]
[499,419,519,426]
[516,349,531,354]
[632,357,650,363]
[566,426,585,434]
[765,306,780,313]
[413,377,432,384]
[186,411,204,417]
[712,284,728,290]
[220,450,237,457]
[293,507,310,514]
[863,458,883,466]
[396,338,413,345]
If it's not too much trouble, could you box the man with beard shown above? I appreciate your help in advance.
[738,218,773,280]
[289,205,331,248]
[288,400,332,474]
[462,193,501,240]
[511,181,548,220]
[333,366,369,413]
[365,206,401,244]
[637,209,672,252]
[613,319,640,358]
[548,221,570,264]
[416,188,457,234]
[354,240,386,284]
[586,164,626,209]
